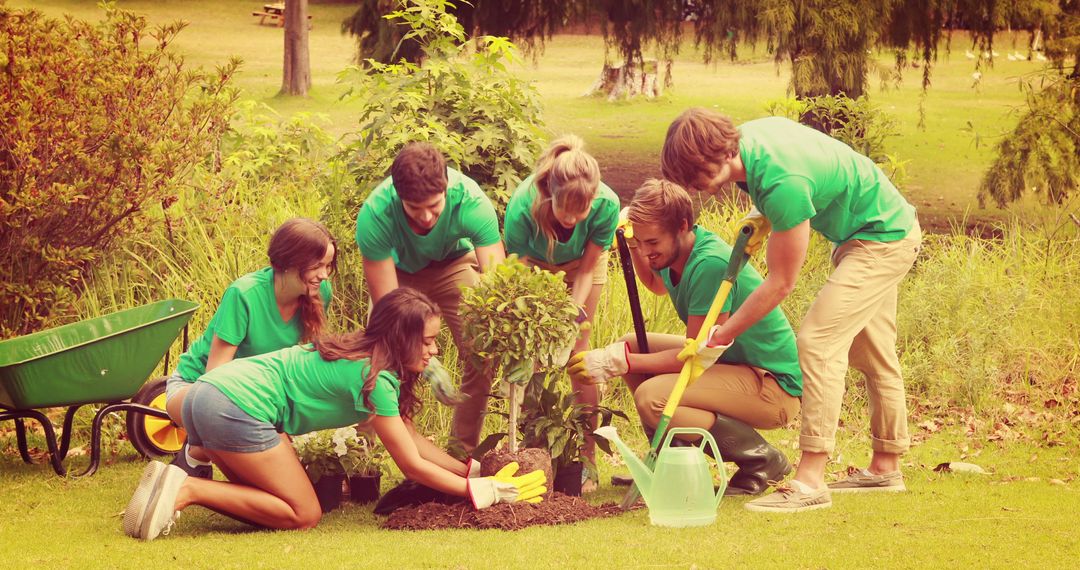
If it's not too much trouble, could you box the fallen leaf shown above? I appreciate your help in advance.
[1049,479,1066,486]
[934,461,988,474]
[1025,476,1041,482]
[918,419,940,433]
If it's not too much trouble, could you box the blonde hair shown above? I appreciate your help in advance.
[627,178,695,235]
[661,108,741,189]
[531,135,601,262]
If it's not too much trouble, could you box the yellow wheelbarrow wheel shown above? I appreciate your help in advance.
[126,376,187,458]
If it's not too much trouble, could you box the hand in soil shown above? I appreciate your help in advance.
[468,462,547,509]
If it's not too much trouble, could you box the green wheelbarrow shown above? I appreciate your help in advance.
[0,299,198,476]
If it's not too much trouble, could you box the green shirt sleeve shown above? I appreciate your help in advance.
[588,197,620,249]
[355,199,396,262]
[687,256,733,317]
[503,205,532,258]
[756,176,817,233]
[458,177,501,248]
[210,285,248,346]
[364,370,401,417]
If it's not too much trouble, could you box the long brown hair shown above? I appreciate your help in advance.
[531,135,601,262]
[312,288,440,419]
[268,218,337,343]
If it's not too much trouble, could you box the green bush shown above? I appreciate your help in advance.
[0,4,237,337]
[764,94,900,166]
[78,104,353,350]
[335,0,545,225]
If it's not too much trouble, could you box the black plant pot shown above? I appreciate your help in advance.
[348,474,382,504]
[313,474,345,513]
[553,462,584,496]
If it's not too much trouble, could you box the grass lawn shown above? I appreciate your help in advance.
[4,2,1078,567]
[2,425,1079,568]
[10,0,1050,232]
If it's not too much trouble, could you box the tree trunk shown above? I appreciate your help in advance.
[584,58,667,101]
[281,0,310,96]
[507,383,520,453]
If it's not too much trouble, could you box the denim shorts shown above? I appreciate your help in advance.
[164,372,192,404]
[180,382,281,453]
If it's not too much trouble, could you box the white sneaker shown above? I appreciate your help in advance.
[140,464,188,541]
[123,461,167,538]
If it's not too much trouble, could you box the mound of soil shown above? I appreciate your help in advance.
[480,447,553,497]
[382,492,625,531]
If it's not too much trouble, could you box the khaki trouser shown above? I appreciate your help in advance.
[397,252,492,451]
[524,250,610,286]
[798,220,922,455]
[621,332,800,432]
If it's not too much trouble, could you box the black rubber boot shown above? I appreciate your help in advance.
[706,413,791,496]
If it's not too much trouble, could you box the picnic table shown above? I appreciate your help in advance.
[252,3,312,27]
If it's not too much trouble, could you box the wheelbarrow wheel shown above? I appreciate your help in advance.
[126,377,186,458]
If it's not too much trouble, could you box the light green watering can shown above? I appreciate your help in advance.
[595,425,727,527]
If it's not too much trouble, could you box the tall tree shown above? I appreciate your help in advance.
[281,0,311,96]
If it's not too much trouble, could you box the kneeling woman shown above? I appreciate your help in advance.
[123,288,546,541]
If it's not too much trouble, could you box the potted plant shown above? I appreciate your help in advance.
[340,429,385,504]
[293,427,385,511]
[459,255,589,487]
[498,373,627,496]
[524,378,627,496]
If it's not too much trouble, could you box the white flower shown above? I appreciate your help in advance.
[972,71,982,80]
[332,426,358,457]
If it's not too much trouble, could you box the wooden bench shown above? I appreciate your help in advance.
[251,10,312,28]
[252,10,282,26]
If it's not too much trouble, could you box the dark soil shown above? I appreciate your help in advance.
[382,492,626,531]
[480,447,553,498]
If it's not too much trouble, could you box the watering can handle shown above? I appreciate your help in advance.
[662,428,729,505]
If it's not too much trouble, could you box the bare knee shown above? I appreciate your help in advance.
[633,385,661,428]
[290,504,322,530]
[619,331,639,352]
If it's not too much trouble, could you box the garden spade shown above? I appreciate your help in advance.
[424,357,468,406]
[614,207,649,353]
[618,212,771,510]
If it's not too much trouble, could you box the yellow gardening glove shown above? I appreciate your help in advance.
[612,206,637,249]
[467,462,547,509]
[567,341,630,385]
[676,326,732,380]
[738,206,772,255]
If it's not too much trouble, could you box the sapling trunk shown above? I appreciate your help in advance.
[508,383,520,453]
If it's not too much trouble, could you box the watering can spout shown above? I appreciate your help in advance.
[594,426,654,502]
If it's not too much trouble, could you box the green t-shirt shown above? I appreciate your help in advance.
[200,345,401,435]
[659,226,803,397]
[176,267,332,381]
[503,174,620,265]
[355,167,501,274]
[738,117,916,245]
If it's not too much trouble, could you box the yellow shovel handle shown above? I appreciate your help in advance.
[659,279,734,418]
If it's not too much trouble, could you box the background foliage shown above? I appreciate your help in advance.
[335,0,545,221]
[0,4,238,337]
